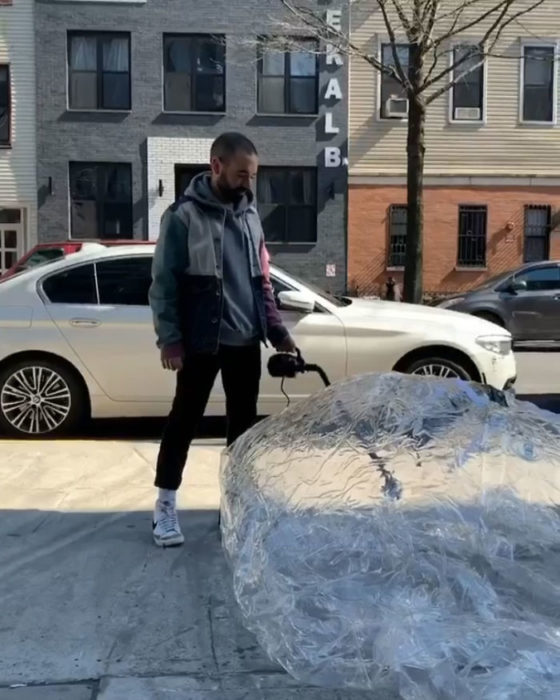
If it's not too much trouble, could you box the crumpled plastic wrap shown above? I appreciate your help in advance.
[220,373,560,699]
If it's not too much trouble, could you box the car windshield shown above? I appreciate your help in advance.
[277,267,349,307]
[21,248,66,270]
[473,270,512,290]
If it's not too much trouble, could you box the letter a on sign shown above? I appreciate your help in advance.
[325,78,343,101]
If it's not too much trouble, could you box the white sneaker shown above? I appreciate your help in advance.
[152,499,184,547]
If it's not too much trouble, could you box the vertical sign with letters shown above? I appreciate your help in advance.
[323,8,347,169]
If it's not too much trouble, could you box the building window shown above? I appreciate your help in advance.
[451,46,484,121]
[522,45,555,123]
[380,44,409,119]
[457,205,487,267]
[257,168,317,243]
[0,65,10,145]
[257,40,318,115]
[388,205,407,267]
[69,162,133,239]
[68,32,131,111]
[524,205,551,262]
[174,164,208,198]
[163,35,225,112]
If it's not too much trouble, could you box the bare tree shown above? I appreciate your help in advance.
[277,0,549,302]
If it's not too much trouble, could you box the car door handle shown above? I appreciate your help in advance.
[69,318,101,328]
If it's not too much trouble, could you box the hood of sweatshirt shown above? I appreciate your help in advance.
[185,172,254,216]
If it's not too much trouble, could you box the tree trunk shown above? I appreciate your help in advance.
[403,44,426,304]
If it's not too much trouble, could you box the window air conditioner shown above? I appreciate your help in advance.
[454,106,481,121]
[385,96,409,118]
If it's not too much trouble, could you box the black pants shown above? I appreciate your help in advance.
[155,344,261,491]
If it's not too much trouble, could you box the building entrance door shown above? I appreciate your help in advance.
[0,208,24,274]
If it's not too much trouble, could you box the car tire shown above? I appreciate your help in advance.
[472,311,505,328]
[403,356,474,381]
[0,357,87,438]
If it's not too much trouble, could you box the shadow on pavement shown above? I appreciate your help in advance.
[0,508,375,699]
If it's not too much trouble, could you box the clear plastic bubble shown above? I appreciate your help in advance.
[220,373,560,699]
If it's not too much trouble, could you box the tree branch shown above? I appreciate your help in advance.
[424,0,548,103]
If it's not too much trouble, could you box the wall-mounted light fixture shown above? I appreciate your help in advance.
[158,179,164,197]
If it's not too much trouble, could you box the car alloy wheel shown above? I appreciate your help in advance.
[410,363,462,379]
[0,365,72,435]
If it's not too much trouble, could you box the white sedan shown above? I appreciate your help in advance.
[0,245,516,437]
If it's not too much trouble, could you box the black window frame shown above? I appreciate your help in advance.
[69,161,133,240]
[257,38,319,115]
[457,205,488,268]
[380,43,410,119]
[68,31,131,111]
[523,204,551,263]
[174,164,208,199]
[451,45,484,122]
[0,64,11,146]
[522,45,555,124]
[96,256,153,307]
[257,167,318,245]
[163,33,226,113]
[388,204,407,268]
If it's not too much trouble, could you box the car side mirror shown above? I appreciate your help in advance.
[277,290,315,314]
[509,279,528,293]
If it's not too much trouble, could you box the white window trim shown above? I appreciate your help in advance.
[448,42,487,126]
[376,36,409,124]
[519,39,558,127]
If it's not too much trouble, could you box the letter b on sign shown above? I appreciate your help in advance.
[325,148,342,168]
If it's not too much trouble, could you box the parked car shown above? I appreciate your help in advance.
[0,245,516,437]
[0,239,149,280]
[438,261,560,341]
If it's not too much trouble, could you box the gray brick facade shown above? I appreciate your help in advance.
[35,0,349,292]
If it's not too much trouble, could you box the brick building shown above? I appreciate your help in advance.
[348,1,560,297]
[34,0,349,291]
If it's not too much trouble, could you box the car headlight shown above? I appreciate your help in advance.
[476,335,512,356]
[439,296,464,309]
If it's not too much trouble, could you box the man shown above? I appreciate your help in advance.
[149,132,295,547]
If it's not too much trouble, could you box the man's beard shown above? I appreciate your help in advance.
[216,177,249,203]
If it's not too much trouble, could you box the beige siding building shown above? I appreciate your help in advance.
[348,0,560,295]
[0,0,37,274]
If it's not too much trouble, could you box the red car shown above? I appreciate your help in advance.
[0,239,151,280]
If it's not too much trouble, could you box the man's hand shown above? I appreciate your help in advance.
[161,343,185,371]
[162,355,184,372]
[275,335,297,354]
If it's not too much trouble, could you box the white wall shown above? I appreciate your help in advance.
[147,137,213,240]
[0,0,37,248]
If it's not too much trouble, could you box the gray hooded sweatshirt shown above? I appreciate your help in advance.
[186,173,260,346]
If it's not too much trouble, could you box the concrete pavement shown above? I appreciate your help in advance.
[0,440,381,700]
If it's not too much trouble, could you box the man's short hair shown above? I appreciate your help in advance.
[210,132,258,162]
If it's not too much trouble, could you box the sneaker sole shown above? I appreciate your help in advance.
[153,533,185,548]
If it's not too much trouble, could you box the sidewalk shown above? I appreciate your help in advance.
[0,439,382,700]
